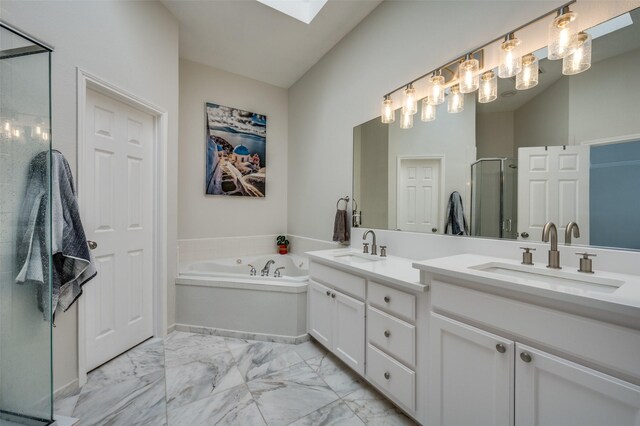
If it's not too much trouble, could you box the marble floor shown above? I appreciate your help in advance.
[54,332,417,426]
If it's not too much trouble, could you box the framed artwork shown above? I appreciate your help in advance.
[205,102,266,197]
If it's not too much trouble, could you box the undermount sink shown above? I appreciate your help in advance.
[470,262,625,294]
[333,252,383,263]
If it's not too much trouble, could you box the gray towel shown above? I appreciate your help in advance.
[444,191,469,236]
[16,150,97,319]
[333,209,350,243]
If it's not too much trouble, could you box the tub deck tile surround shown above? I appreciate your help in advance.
[57,331,417,425]
[175,323,310,345]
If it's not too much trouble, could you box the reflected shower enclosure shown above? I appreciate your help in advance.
[470,158,517,239]
[0,21,53,425]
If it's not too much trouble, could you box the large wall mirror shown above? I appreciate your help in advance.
[353,6,640,251]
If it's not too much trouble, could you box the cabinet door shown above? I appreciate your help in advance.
[429,313,514,426]
[308,280,333,348]
[333,290,365,375]
[515,343,640,426]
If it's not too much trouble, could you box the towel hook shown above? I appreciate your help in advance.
[336,196,350,210]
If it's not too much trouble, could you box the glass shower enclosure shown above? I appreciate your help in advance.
[470,158,517,240]
[0,21,53,426]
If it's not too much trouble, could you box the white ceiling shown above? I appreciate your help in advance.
[161,0,382,88]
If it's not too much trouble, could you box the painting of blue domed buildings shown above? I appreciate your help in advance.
[205,102,267,197]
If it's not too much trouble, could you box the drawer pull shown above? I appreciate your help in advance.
[326,290,331,296]
[384,330,391,338]
[384,371,391,380]
[384,296,391,303]
[496,343,506,353]
[331,293,336,298]
[520,352,532,363]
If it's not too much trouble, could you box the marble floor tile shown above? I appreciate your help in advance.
[293,339,327,361]
[308,353,365,397]
[289,400,366,426]
[230,340,304,382]
[72,369,167,426]
[342,386,417,426]
[164,331,229,366]
[54,385,81,417]
[81,337,165,393]
[247,362,340,426]
[167,384,265,426]
[165,350,244,409]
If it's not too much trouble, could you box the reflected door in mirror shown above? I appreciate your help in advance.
[397,158,441,233]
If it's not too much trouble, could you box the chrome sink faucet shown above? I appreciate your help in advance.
[542,222,561,269]
[565,222,580,245]
[261,259,275,276]
[363,230,377,256]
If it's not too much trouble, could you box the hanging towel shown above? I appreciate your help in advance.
[16,150,97,320]
[333,209,350,243]
[444,191,469,236]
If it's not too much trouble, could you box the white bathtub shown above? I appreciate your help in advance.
[175,254,309,343]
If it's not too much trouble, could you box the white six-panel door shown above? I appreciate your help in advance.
[84,88,154,370]
[517,146,589,243]
[397,158,441,233]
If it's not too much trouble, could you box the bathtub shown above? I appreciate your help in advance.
[175,254,309,343]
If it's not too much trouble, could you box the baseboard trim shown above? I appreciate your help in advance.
[174,323,309,345]
[167,323,176,334]
[54,379,79,400]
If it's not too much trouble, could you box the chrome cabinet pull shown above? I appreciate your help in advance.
[383,296,390,303]
[496,343,506,353]
[331,293,336,298]
[384,372,390,380]
[326,290,331,296]
[520,352,532,363]
[384,330,391,338]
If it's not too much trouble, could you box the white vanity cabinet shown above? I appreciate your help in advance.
[428,279,640,426]
[308,262,366,375]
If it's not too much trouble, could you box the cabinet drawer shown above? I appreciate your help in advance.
[368,280,415,322]
[309,261,365,300]
[367,344,416,411]
[367,306,415,367]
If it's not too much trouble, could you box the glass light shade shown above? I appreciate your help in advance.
[516,54,539,90]
[459,57,479,94]
[478,70,497,103]
[427,75,445,105]
[548,9,578,60]
[447,85,464,113]
[499,35,522,78]
[563,32,592,75]
[400,111,413,129]
[421,98,436,122]
[42,131,49,141]
[402,85,417,115]
[381,97,395,123]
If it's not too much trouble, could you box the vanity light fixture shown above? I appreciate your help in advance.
[400,111,414,129]
[427,71,446,106]
[459,54,480,94]
[402,83,417,115]
[548,6,578,60]
[381,95,395,124]
[447,85,464,113]
[499,33,522,78]
[516,53,539,90]
[563,31,592,75]
[421,98,436,122]
[478,70,497,103]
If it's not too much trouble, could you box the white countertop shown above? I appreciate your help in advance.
[414,254,640,318]
[306,248,425,293]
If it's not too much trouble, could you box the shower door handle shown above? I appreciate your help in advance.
[88,240,98,250]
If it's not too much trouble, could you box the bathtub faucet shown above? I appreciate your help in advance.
[274,267,285,278]
[261,260,276,276]
[248,264,257,276]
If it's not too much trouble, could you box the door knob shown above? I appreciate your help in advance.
[88,240,98,250]
[520,232,530,239]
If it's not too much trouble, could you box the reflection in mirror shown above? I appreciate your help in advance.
[353,8,640,251]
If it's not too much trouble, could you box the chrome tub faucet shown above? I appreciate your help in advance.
[261,259,275,276]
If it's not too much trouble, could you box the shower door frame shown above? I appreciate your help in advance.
[470,158,506,239]
[75,68,169,387]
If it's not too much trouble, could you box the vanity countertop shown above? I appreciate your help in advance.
[306,248,425,293]
[414,254,640,319]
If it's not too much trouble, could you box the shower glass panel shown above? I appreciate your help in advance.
[470,158,517,239]
[0,21,53,426]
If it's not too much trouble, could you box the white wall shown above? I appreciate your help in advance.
[287,0,565,242]
[355,117,388,229]
[0,1,179,391]
[179,59,288,239]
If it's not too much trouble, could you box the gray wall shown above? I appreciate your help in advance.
[477,111,515,159]
[355,117,388,229]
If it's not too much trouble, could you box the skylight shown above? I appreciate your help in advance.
[256,0,328,24]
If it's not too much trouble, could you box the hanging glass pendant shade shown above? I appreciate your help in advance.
[516,53,539,90]
[381,95,395,123]
[459,54,479,94]
[421,98,436,122]
[447,85,464,113]
[427,72,446,106]
[400,111,414,129]
[499,33,522,78]
[478,70,497,103]
[548,6,578,60]
[402,84,417,115]
[563,32,592,75]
